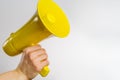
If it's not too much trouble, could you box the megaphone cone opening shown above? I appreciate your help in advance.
[37,0,70,38]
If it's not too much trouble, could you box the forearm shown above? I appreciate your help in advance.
[0,69,29,80]
[0,45,49,80]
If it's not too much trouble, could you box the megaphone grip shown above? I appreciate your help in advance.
[30,44,50,77]
[40,66,50,77]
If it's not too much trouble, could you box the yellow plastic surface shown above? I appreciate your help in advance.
[3,13,51,77]
[40,66,50,77]
[3,13,52,56]
[37,0,70,38]
[3,0,70,78]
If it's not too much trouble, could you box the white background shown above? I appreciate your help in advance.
[0,0,120,80]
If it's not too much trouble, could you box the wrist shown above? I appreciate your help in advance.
[15,68,30,80]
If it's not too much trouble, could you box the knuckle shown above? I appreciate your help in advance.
[36,45,41,49]
[38,49,46,55]
[41,48,46,53]
[44,54,48,59]
[45,54,48,58]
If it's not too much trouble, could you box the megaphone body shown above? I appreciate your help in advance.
[2,0,70,77]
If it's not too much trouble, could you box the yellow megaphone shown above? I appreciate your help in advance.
[2,0,70,77]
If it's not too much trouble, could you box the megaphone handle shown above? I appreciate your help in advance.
[30,44,50,77]
[39,66,50,77]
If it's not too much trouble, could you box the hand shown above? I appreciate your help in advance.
[16,45,49,79]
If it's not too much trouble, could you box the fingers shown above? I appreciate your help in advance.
[28,49,47,61]
[23,45,49,72]
[34,60,49,72]
[33,54,48,62]
[23,44,41,54]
